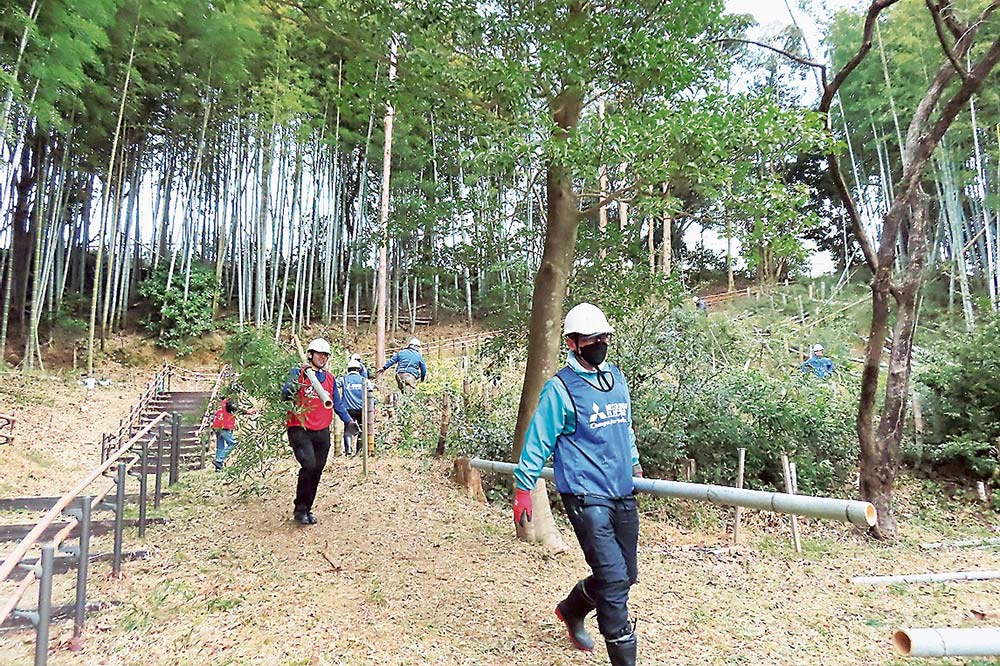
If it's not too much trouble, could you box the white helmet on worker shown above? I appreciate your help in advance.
[813,343,824,353]
[307,338,332,355]
[351,353,362,361]
[564,303,615,337]
[347,359,362,371]
[408,337,421,348]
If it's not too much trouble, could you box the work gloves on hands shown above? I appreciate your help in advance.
[513,488,532,527]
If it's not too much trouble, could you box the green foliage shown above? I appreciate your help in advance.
[138,264,218,353]
[914,315,1000,480]
[220,330,299,482]
[616,304,858,493]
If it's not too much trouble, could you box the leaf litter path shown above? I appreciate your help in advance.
[4,456,1000,665]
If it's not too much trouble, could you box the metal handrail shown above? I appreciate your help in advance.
[111,364,171,452]
[0,411,171,623]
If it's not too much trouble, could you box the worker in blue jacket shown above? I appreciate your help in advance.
[338,360,366,455]
[801,343,834,378]
[513,303,642,666]
[378,338,427,393]
[350,353,370,378]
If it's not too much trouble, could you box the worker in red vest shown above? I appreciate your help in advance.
[212,397,255,471]
[281,338,356,525]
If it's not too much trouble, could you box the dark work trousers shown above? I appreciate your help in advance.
[344,409,363,454]
[562,494,639,639]
[287,426,331,514]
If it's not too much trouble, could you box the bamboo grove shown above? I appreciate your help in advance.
[1,0,1000,379]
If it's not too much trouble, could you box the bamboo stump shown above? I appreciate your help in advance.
[452,457,486,503]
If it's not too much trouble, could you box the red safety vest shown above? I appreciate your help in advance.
[212,399,236,430]
[285,367,335,430]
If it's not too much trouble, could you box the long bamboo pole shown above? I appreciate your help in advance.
[470,459,876,528]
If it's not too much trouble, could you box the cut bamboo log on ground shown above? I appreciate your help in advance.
[894,627,1000,657]
[920,537,1000,550]
[469,459,876,527]
[851,570,1000,585]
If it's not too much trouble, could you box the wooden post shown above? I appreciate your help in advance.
[361,379,369,477]
[781,453,801,553]
[462,355,470,400]
[808,283,814,300]
[733,447,746,544]
[911,391,925,457]
[435,392,450,456]
[797,296,805,324]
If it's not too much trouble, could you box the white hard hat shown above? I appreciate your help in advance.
[564,303,615,337]
[351,353,362,361]
[347,359,362,371]
[408,337,421,348]
[813,343,824,353]
[307,338,332,355]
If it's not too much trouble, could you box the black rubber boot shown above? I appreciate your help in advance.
[605,631,637,666]
[555,580,596,652]
[293,511,309,525]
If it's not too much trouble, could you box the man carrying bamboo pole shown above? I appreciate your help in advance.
[281,338,356,525]
[513,303,642,666]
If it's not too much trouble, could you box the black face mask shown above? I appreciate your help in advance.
[578,341,608,367]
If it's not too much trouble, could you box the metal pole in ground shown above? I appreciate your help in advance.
[112,462,126,577]
[169,413,180,486]
[69,497,92,651]
[138,436,149,538]
[155,424,165,508]
[34,543,55,666]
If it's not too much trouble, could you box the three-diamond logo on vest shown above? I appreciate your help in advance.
[588,401,629,429]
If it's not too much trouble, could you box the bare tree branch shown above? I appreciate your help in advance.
[818,0,902,113]
[926,0,969,81]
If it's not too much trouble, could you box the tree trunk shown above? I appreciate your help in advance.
[511,84,582,550]
[375,39,398,370]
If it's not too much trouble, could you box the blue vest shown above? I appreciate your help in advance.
[342,372,365,411]
[553,364,634,498]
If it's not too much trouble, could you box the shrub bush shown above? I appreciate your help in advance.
[139,264,218,353]
[616,304,857,493]
[914,315,1000,480]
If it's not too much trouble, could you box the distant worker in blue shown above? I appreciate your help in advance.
[350,353,370,378]
[512,302,642,666]
[377,337,427,393]
[338,359,366,455]
[801,343,834,378]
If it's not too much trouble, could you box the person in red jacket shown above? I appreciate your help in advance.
[281,338,356,525]
[212,397,255,471]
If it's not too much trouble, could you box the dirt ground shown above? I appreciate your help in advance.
[1,452,999,665]
[0,360,216,498]
[2,335,1000,666]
